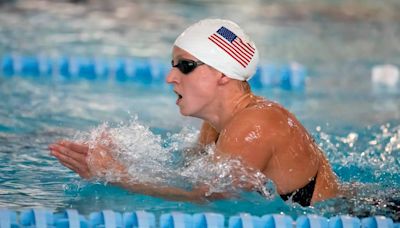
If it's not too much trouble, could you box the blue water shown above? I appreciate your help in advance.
[1,0,399,222]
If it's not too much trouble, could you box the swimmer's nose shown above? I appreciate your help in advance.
[166,68,180,84]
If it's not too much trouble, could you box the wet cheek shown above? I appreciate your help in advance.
[185,86,208,101]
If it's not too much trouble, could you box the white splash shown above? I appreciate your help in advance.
[74,116,274,199]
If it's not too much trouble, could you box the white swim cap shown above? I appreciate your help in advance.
[174,19,259,81]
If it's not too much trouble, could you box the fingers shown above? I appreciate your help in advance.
[49,144,91,177]
[48,138,117,180]
[59,159,92,179]
[58,158,90,179]
[50,144,87,164]
[53,150,92,179]
[56,140,89,154]
[51,147,83,170]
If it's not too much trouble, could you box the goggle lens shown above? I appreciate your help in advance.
[171,59,204,74]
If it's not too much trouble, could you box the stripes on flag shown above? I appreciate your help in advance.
[208,26,255,68]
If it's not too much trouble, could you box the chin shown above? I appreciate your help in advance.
[179,107,197,117]
[179,107,190,116]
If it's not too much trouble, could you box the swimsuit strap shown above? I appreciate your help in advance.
[279,174,317,207]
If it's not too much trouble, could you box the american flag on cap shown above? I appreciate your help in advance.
[208,26,255,68]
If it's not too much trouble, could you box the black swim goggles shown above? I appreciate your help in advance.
[171,59,205,74]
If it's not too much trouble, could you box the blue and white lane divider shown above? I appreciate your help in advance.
[0,55,307,90]
[0,208,398,228]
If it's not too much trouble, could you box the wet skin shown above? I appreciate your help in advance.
[49,46,339,204]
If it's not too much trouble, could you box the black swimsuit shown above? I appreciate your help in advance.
[279,175,317,207]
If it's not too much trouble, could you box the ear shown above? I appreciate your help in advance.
[217,73,231,85]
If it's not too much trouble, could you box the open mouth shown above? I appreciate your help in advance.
[174,91,183,103]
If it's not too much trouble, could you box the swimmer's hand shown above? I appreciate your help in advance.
[48,140,234,202]
[49,140,92,179]
[49,136,125,180]
[49,136,234,203]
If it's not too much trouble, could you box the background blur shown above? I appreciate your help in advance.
[0,0,399,221]
[1,0,400,127]
[1,0,400,65]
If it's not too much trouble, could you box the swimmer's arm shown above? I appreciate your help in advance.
[112,121,230,201]
[112,175,228,202]
[215,109,277,189]
[181,121,219,158]
[49,140,229,202]
[198,121,219,146]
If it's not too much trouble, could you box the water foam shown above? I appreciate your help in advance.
[313,124,400,221]
[74,116,273,199]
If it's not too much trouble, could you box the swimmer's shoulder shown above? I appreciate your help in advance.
[240,96,291,123]
[224,98,291,140]
[246,96,287,111]
[217,98,283,170]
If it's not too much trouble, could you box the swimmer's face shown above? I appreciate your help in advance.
[166,46,221,118]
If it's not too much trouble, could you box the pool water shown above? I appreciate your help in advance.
[1,0,399,222]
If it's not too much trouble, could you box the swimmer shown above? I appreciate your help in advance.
[49,19,339,206]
